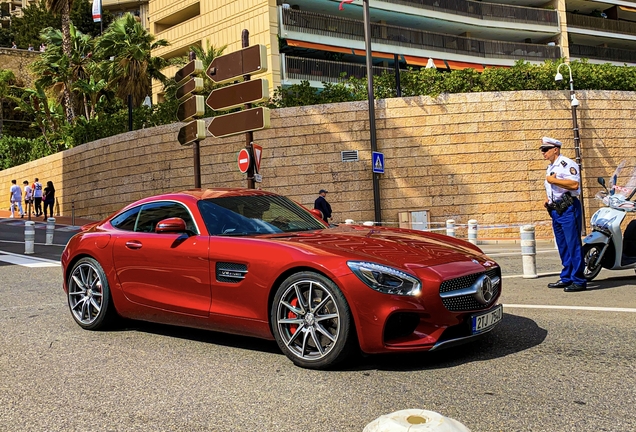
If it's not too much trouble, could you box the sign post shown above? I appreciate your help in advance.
[205,30,270,189]
[175,55,205,188]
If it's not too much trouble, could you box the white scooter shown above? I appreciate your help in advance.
[582,161,636,281]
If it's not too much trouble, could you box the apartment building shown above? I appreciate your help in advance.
[146,0,636,94]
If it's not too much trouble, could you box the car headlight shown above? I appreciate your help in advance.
[347,261,421,296]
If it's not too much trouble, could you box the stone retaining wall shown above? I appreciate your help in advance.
[2,90,635,238]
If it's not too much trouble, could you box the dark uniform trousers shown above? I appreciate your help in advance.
[550,197,586,286]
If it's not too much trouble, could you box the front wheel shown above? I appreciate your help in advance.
[270,272,354,369]
[67,257,116,330]
[582,244,603,281]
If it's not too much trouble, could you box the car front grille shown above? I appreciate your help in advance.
[216,262,248,283]
[439,268,500,312]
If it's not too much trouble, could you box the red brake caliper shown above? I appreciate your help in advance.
[288,298,299,335]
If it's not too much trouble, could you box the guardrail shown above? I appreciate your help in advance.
[567,12,636,36]
[284,55,407,83]
[383,0,558,25]
[282,8,561,61]
[569,43,636,64]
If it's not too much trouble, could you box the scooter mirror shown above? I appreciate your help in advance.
[597,177,606,188]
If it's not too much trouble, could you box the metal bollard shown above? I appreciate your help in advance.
[446,219,455,237]
[344,219,354,224]
[467,219,478,245]
[363,221,375,227]
[520,225,538,278]
[24,221,35,254]
[45,217,56,245]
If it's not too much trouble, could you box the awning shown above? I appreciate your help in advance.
[285,40,352,54]
[352,49,395,59]
[444,60,485,72]
[619,6,636,12]
[403,55,446,68]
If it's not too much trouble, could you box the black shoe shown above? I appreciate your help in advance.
[564,283,586,292]
[548,280,570,288]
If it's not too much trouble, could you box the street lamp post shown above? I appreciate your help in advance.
[555,63,586,236]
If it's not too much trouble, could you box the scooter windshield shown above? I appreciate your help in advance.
[610,160,636,199]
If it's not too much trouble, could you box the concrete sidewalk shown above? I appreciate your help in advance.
[0,209,97,227]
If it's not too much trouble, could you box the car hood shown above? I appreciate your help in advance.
[264,225,487,268]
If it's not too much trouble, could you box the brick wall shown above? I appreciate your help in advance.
[2,90,635,238]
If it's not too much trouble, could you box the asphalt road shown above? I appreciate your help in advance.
[1,221,635,431]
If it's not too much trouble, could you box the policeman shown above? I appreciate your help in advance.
[541,137,586,292]
[314,189,332,224]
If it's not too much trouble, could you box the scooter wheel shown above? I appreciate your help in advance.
[583,244,603,281]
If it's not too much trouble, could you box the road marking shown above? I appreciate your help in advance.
[0,250,60,267]
[487,250,558,257]
[503,271,560,279]
[0,239,68,247]
[504,304,636,313]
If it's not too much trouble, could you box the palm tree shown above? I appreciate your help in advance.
[32,25,96,120]
[97,13,170,107]
[45,0,76,122]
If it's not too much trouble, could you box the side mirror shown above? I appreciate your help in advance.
[156,217,188,234]
[309,209,328,227]
[597,177,607,190]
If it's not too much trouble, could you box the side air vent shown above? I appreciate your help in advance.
[216,262,248,283]
[341,150,359,162]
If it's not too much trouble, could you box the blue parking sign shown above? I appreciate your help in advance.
[372,151,384,174]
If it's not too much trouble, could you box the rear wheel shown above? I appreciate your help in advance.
[271,272,354,369]
[67,257,115,330]
[582,244,603,281]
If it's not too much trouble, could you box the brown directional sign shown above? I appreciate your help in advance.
[178,120,206,146]
[175,60,203,86]
[208,107,270,138]
[206,44,268,84]
[206,79,269,111]
[176,77,204,102]
[177,95,205,122]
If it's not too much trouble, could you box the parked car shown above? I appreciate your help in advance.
[61,188,502,369]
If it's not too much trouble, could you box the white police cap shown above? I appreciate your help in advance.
[540,136,562,148]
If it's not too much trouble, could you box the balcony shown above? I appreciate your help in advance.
[569,44,636,64]
[284,56,407,83]
[281,9,561,61]
[379,0,558,26]
[566,12,636,37]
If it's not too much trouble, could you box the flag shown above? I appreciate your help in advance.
[339,0,355,10]
[92,0,102,22]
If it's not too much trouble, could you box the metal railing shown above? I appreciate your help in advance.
[566,12,636,36]
[382,0,558,26]
[282,9,561,61]
[285,56,407,83]
[570,44,636,64]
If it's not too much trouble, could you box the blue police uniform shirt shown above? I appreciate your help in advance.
[544,154,580,203]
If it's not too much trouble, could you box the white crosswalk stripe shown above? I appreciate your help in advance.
[0,251,60,267]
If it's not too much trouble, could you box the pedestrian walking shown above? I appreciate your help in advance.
[32,178,43,217]
[23,180,33,217]
[11,41,17,49]
[9,179,24,218]
[540,137,586,292]
[314,189,332,224]
[27,44,34,51]
[42,180,55,220]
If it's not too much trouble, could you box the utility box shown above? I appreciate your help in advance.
[398,210,430,231]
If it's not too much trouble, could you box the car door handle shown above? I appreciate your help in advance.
[125,240,143,250]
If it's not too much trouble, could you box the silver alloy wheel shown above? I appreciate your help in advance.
[275,279,340,361]
[68,262,104,326]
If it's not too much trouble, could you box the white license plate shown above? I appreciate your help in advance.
[471,305,503,334]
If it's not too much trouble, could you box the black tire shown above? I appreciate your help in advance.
[270,271,354,369]
[67,257,116,330]
[582,244,603,281]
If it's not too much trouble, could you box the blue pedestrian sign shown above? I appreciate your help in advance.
[372,151,384,174]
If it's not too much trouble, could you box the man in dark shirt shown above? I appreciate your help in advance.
[314,189,332,224]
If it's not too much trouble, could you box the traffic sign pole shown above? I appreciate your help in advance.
[243,30,255,190]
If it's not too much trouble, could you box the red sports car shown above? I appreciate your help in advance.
[61,189,502,369]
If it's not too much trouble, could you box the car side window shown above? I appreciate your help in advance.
[110,207,140,231]
[135,201,197,233]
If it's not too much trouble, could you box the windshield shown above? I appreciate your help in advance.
[609,160,636,198]
[198,195,326,236]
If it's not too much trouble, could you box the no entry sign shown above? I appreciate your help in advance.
[238,148,251,173]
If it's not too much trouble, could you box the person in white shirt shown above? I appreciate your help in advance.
[541,137,586,292]
[32,178,43,217]
[9,179,24,218]
[23,180,33,216]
